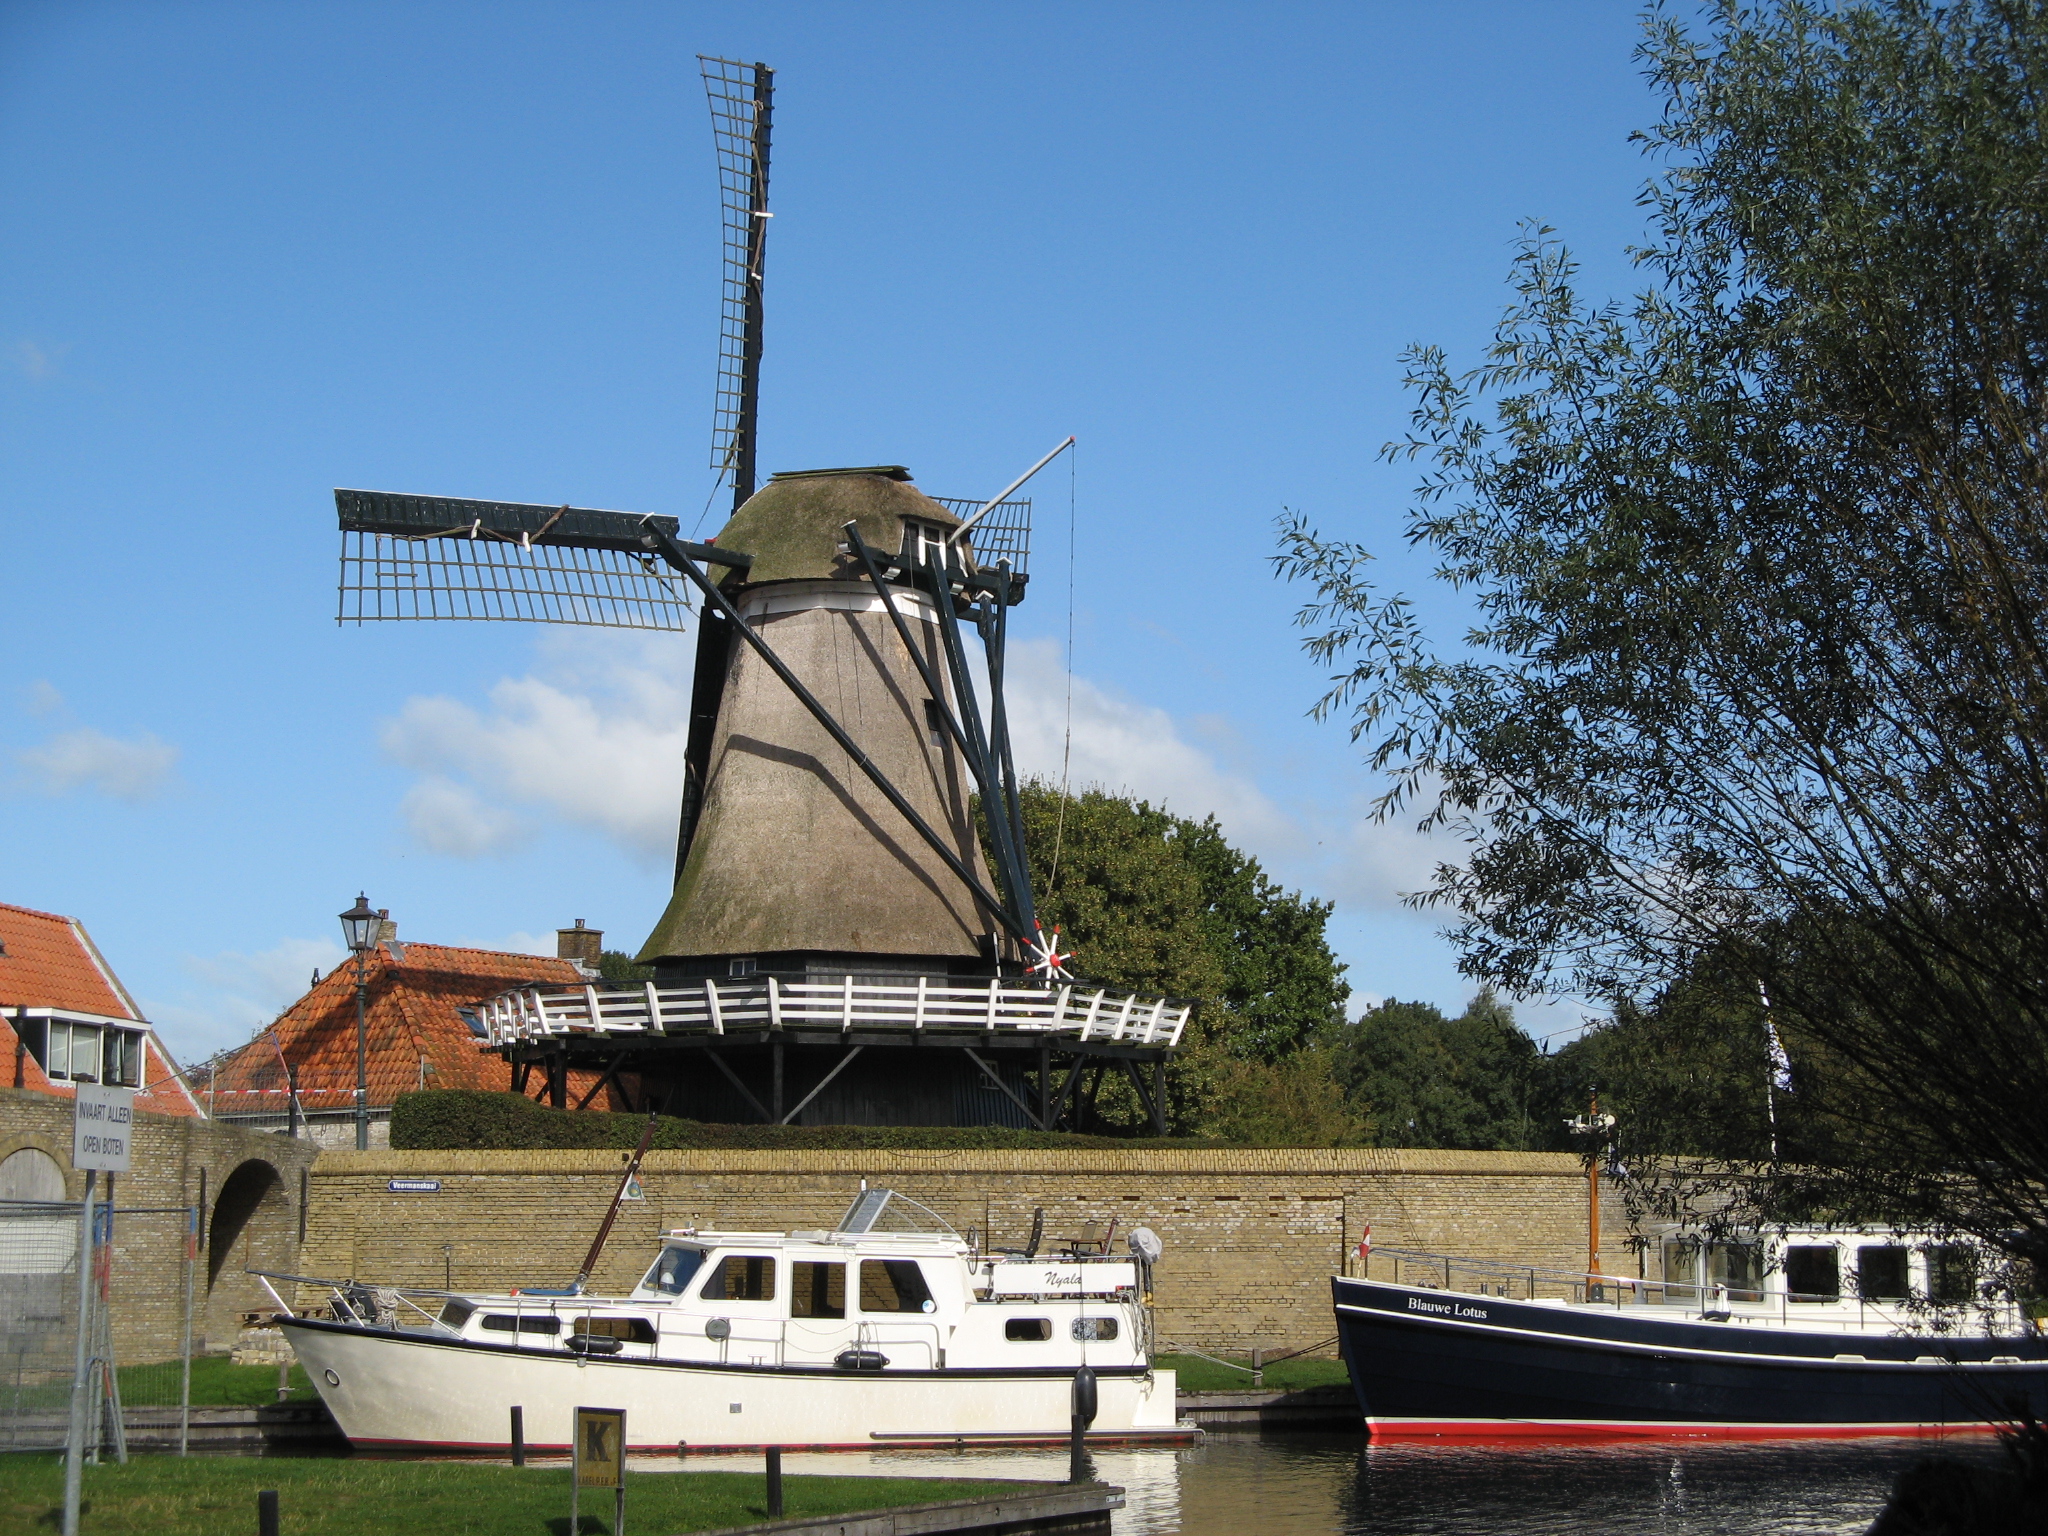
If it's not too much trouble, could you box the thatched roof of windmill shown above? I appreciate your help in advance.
[713,467,968,585]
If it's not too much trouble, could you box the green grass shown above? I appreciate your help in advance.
[114,1357,318,1407]
[0,1455,1023,1536]
[1156,1351,1351,1393]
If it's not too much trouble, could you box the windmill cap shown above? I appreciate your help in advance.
[713,467,967,585]
[769,465,912,482]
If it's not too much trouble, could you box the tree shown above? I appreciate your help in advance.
[1330,990,1540,1149]
[1011,780,1358,1139]
[1277,0,2048,1259]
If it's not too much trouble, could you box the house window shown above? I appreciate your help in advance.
[729,958,757,978]
[18,1015,145,1087]
[903,520,950,571]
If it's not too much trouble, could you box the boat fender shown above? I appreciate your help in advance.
[1072,1364,1098,1427]
[834,1348,889,1372]
[568,1335,623,1355]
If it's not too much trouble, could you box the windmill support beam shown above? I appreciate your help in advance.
[692,1043,772,1123]
[961,1046,1044,1130]
[778,1045,864,1125]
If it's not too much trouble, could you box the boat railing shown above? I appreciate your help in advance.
[1356,1245,1945,1329]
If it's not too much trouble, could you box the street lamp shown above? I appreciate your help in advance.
[340,895,379,1150]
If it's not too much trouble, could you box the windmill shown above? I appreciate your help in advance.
[333,59,1189,1132]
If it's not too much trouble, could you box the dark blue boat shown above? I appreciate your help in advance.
[1334,1243,2048,1441]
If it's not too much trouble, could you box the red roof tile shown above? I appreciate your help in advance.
[204,942,591,1113]
[0,902,201,1117]
[0,902,139,1019]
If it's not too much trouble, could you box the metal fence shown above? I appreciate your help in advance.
[0,1198,197,1456]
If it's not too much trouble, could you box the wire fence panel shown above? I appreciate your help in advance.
[337,530,694,630]
[0,1199,197,1455]
[0,1199,79,1451]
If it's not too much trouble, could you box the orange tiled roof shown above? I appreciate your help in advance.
[0,901,201,1117]
[204,942,589,1113]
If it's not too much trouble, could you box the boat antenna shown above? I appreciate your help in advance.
[574,1109,661,1291]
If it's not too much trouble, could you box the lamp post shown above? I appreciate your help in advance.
[339,895,380,1151]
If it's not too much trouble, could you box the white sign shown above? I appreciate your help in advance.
[988,1260,1137,1297]
[72,1083,135,1172]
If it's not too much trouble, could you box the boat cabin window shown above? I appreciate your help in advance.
[1005,1318,1051,1342]
[1784,1245,1841,1302]
[1659,1240,1762,1302]
[1071,1317,1119,1341]
[643,1247,707,1297]
[1857,1245,1910,1301]
[481,1314,561,1335]
[791,1261,846,1319]
[858,1259,935,1314]
[701,1255,777,1303]
[439,1300,475,1330]
[1928,1245,1979,1303]
[573,1317,658,1344]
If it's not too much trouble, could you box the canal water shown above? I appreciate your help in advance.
[748,1432,2000,1534]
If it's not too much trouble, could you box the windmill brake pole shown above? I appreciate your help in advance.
[638,522,1028,943]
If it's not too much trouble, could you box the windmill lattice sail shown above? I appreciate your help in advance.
[701,55,772,505]
[334,490,697,630]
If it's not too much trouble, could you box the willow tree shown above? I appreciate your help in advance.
[1279,0,2048,1261]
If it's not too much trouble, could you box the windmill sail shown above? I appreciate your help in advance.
[700,56,773,510]
[334,489,737,630]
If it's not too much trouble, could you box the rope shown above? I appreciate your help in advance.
[1046,443,1077,897]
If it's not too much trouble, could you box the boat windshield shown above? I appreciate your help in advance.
[642,1246,707,1297]
[835,1187,960,1240]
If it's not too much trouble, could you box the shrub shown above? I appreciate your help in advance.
[389,1090,1221,1151]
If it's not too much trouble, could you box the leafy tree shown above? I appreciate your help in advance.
[597,950,653,984]
[1277,0,2048,1258]
[1010,780,1356,1139]
[1330,990,1540,1149]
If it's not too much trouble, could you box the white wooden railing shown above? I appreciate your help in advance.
[476,975,1191,1049]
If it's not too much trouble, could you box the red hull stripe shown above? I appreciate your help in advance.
[1366,1417,2002,1445]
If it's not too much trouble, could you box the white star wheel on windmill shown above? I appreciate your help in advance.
[1026,920,1074,982]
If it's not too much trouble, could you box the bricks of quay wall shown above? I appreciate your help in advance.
[302,1148,1629,1354]
[0,1088,320,1361]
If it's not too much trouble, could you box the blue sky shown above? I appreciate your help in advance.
[2,1,1662,1065]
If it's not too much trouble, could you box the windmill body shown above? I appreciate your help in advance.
[644,469,994,973]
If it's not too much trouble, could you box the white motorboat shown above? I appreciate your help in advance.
[275,1187,1186,1452]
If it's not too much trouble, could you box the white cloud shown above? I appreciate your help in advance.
[24,680,63,716]
[402,775,531,857]
[380,631,691,862]
[1001,638,1297,854]
[145,935,349,1062]
[14,727,180,801]
[12,339,66,381]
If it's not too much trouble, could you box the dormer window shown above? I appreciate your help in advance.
[902,520,950,571]
[15,1011,146,1088]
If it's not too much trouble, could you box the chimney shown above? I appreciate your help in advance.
[557,919,603,967]
[376,910,397,942]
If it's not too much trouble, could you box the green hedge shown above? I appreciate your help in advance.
[389,1090,1217,1151]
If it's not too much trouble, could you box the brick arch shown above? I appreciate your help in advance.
[0,1146,65,1201]
[205,1157,291,1348]
[0,1132,73,1198]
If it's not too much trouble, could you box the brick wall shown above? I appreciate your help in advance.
[303,1147,1630,1353]
[0,1088,320,1361]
